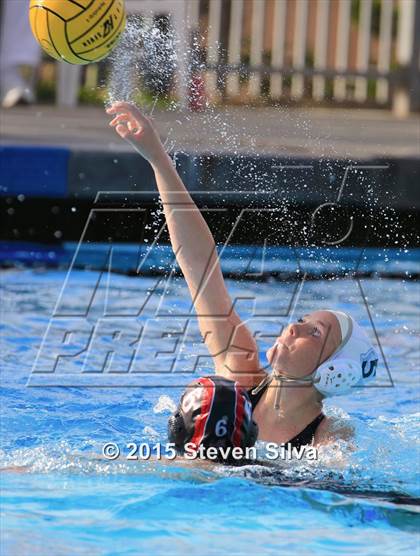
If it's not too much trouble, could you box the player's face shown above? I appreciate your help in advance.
[266,311,342,377]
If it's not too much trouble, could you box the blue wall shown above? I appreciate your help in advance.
[0,146,69,197]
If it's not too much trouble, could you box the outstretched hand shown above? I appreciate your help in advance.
[106,102,167,164]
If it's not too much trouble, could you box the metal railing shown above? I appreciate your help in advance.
[201,0,420,115]
[55,0,420,115]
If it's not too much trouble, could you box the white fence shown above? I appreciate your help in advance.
[57,0,420,115]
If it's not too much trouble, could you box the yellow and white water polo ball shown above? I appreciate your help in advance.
[29,0,126,64]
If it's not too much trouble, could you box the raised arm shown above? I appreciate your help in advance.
[106,102,265,387]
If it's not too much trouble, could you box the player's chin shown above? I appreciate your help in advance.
[266,345,286,367]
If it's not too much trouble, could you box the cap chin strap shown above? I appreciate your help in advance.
[251,370,319,411]
[253,313,353,411]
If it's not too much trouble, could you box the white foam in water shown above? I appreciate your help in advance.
[153,395,177,414]
[142,425,160,441]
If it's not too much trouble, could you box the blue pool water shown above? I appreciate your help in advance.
[1,246,419,555]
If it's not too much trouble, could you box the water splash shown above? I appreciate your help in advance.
[106,15,178,109]
[103,15,415,266]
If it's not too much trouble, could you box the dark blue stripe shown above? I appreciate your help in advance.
[0,241,67,265]
[0,146,69,198]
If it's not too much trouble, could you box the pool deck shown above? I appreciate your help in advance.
[1,104,419,159]
[1,104,419,246]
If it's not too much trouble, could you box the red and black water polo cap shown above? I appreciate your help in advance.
[168,376,258,462]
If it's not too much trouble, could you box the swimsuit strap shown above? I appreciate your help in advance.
[247,381,269,411]
[247,375,325,448]
[247,383,325,447]
[286,413,325,449]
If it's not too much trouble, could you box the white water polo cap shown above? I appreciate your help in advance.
[312,310,379,397]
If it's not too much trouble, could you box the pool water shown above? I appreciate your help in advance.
[1,247,419,555]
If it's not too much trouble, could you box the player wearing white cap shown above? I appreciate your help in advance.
[106,102,379,450]
[248,310,378,446]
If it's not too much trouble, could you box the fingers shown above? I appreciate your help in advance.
[109,114,129,127]
[127,120,139,133]
[116,124,129,139]
[132,127,144,138]
[110,116,142,137]
[106,101,149,125]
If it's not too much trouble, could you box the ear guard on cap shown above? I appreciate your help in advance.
[313,348,379,397]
